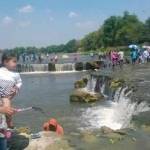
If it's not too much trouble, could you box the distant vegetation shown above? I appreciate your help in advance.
[6,11,150,55]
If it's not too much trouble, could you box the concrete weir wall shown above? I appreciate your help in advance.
[16,61,104,72]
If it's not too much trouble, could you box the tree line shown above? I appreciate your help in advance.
[6,11,150,55]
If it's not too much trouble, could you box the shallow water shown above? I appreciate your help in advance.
[13,72,91,133]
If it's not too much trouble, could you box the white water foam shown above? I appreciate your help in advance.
[80,87,150,130]
[83,77,97,94]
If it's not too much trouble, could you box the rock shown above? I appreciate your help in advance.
[141,125,150,133]
[101,126,114,134]
[25,131,73,150]
[103,132,124,141]
[8,133,30,150]
[70,89,103,103]
[75,62,84,71]
[85,62,98,70]
[100,126,127,142]
[48,62,56,71]
[17,127,31,134]
[110,78,125,89]
[74,78,88,89]
[81,131,99,143]
[114,129,127,135]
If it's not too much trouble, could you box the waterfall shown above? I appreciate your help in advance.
[83,76,97,93]
[17,64,48,72]
[55,63,75,72]
[80,87,150,130]
[83,76,108,96]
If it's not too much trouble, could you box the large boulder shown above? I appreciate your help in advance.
[70,89,103,103]
[25,131,73,150]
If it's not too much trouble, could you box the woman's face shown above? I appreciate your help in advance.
[4,58,17,70]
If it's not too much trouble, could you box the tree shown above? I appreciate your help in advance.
[64,39,78,53]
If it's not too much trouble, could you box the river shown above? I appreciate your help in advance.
[12,65,150,150]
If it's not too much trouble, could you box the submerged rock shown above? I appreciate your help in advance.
[70,89,103,103]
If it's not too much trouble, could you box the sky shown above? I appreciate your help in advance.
[0,0,149,49]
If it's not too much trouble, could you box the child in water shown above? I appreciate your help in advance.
[0,52,22,149]
[43,118,64,136]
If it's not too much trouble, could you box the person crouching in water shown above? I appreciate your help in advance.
[0,52,22,149]
[43,118,64,136]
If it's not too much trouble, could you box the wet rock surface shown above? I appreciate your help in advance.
[70,89,104,103]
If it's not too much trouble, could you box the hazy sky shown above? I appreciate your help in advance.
[0,0,149,49]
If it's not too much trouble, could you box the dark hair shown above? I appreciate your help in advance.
[1,51,17,64]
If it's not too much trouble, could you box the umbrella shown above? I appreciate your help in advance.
[142,46,150,49]
[129,44,138,49]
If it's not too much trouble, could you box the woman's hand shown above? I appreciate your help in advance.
[0,106,15,115]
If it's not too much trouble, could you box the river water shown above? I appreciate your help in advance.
[12,66,150,150]
[13,72,90,133]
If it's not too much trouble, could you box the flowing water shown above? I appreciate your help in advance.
[81,87,150,130]
[13,72,150,131]
[12,67,150,149]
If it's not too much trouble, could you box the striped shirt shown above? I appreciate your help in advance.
[0,67,22,98]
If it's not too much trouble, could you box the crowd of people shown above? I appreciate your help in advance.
[130,46,150,64]
[97,46,150,69]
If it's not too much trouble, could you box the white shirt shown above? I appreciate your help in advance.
[0,67,22,89]
[143,50,149,58]
[118,51,124,60]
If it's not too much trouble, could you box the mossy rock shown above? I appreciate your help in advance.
[70,89,103,103]
[17,127,31,134]
[110,79,125,89]
[81,132,99,143]
[74,78,88,89]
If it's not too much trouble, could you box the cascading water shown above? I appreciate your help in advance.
[80,82,150,130]
[84,76,97,93]
[17,64,48,72]
[83,76,107,96]
[55,63,75,72]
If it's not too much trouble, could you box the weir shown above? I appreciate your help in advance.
[80,75,150,130]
